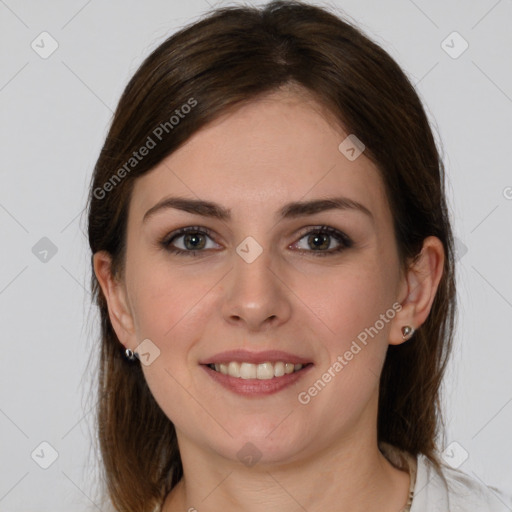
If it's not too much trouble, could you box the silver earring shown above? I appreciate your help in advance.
[401,325,414,340]
[125,348,139,361]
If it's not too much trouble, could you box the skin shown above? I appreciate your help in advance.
[94,87,444,512]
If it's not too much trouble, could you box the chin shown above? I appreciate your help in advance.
[214,424,309,466]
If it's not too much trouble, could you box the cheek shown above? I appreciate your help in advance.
[295,260,398,407]
[295,265,397,411]
[127,259,218,340]
[294,260,396,343]
[130,264,219,427]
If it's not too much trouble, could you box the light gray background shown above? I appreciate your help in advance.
[1,0,511,510]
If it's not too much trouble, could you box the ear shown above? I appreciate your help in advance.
[93,251,136,349]
[389,236,445,345]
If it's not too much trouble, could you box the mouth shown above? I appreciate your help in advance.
[205,361,312,380]
[200,359,314,397]
[199,349,314,396]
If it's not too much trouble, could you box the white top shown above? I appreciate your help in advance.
[412,453,512,511]
[379,442,512,511]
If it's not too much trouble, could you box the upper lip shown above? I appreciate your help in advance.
[199,349,313,366]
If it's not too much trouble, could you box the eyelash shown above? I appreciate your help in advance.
[159,225,353,257]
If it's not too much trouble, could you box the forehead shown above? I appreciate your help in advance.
[129,89,390,225]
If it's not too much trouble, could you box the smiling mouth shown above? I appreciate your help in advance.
[206,361,312,380]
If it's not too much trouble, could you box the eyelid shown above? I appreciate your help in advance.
[160,225,353,256]
[293,225,353,246]
[161,226,218,248]
[290,225,353,256]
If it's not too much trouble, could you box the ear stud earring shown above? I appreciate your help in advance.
[401,325,415,340]
[125,348,139,361]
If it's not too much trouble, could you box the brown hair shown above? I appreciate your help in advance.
[86,1,456,510]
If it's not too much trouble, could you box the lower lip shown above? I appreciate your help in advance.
[201,364,313,396]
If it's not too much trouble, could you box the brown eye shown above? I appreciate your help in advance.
[161,227,219,255]
[307,232,331,251]
[292,226,353,256]
[182,232,207,250]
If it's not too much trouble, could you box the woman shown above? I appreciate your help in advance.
[87,1,512,511]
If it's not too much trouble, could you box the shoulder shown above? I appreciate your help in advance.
[412,453,512,512]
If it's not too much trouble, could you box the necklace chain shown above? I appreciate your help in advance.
[379,442,417,512]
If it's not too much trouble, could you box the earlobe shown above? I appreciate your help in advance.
[93,251,136,347]
[389,236,445,345]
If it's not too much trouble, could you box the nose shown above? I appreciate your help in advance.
[221,244,293,332]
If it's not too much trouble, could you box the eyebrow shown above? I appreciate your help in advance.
[142,196,373,223]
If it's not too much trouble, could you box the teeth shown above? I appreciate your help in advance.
[210,361,305,379]
[256,362,274,380]
[274,361,285,377]
[240,362,257,379]
[228,361,240,378]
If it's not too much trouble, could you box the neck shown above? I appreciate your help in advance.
[163,431,411,512]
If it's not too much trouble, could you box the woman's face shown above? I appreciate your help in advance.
[107,89,413,464]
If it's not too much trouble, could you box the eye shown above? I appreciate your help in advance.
[160,226,219,255]
[160,225,353,257]
[291,226,353,256]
